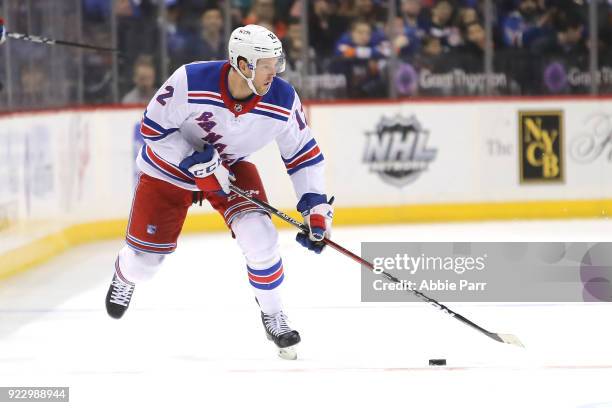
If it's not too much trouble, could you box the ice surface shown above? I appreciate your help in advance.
[0,220,611,407]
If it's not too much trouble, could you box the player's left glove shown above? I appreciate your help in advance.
[296,193,333,254]
[0,18,7,45]
[179,144,235,195]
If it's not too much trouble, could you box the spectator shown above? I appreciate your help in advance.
[386,17,421,58]
[335,19,388,60]
[307,0,350,58]
[600,21,612,58]
[335,0,355,19]
[456,6,479,32]
[115,0,158,95]
[400,0,425,33]
[460,21,486,59]
[530,13,586,55]
[333,19,389,97]
[415,34,445,72]
[281,18,317,94]
[171,0,210,32]
[396,0,426,59]
[351,0,386,28]
[501,0,552,48]
[122,55,157,104]
[422,34,442,58]
[283,17,315,67]
[165,2,192,68]
[188,8,225,61]
[422,0,462,49]
[82,26,114,104]
[243,0,287,38]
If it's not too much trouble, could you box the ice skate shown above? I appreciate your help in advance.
[261,311,301,360]
[105,269,135,319]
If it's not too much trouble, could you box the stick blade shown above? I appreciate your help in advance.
[489,332,524,348]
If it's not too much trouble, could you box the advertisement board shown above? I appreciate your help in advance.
[1,97,612,277]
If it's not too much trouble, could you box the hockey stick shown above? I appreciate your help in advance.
[228,184,524,348]
[5,31,119,53]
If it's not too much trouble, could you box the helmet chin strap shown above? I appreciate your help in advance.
[234,61,271,96]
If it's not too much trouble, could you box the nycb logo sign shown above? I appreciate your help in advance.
[519,111,564,183]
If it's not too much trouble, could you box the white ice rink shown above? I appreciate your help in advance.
[1,220,611,408]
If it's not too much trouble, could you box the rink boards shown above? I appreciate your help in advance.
[1,96,612,276]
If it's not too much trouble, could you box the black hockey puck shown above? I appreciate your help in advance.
[428,359,446,366]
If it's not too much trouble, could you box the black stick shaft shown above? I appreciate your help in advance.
[228,184,503,343]
[7,32,119,52]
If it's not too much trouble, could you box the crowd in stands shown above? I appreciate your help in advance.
[2,0,611,110]
[99,0,610,99]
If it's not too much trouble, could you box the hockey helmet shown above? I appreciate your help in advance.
[228,24,285,95]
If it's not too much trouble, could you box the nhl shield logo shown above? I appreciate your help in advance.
[234,103,243,112]
[363,115,437,187]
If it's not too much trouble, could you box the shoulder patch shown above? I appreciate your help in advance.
[185,61,225,92]
[261,77,296,111]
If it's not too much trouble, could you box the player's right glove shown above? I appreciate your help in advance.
[296,193,334,254]
[179,144,235,195]
[0,18,7,45]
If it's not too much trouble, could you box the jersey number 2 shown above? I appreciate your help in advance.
[156,86,174,106]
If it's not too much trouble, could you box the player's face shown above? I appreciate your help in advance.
[253,57,282,94]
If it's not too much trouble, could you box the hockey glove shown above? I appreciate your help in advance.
[296,193,333,254]
[0,18,6,45]
[179,145,235,195]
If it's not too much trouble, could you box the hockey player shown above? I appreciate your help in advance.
[105,24,332,360]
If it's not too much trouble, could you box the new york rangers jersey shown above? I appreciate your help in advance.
[136,60,325,200]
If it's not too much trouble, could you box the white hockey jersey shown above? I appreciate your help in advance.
[135,60,325,200]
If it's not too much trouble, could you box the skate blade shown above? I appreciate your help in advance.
[278,346,297,360]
